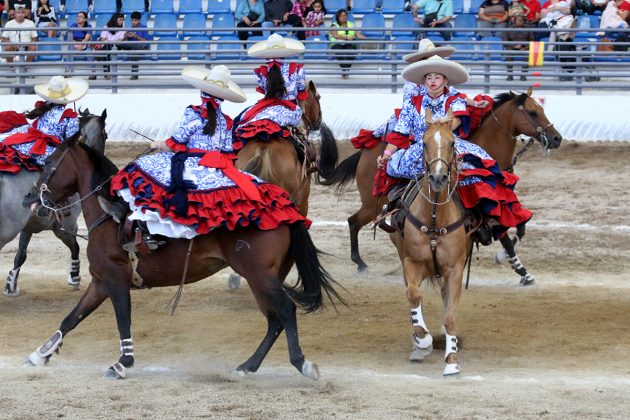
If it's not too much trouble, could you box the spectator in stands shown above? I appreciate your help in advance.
[305,0,326,14]
[503,15,533,81]
[1,6,38,64]
[262,0,302,38]
[7,0,31,19]
[521,0,541,26]
[34,0,57,38]
[118,10,152,80]
[305,0,326,37]
[477,0,510,37]
[1,0,6,27]
[95,12,125,79]
[537,0,575,41]
[288,0,309,40]
[412,0,454,41]
[329,8,366,78]
[575,0,607,15]
[508,0,529,22]
[618,0,630,24]
[236,0,265,41]
[599,0,628,34]
[68,10,94,76]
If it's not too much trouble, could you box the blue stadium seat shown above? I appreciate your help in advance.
[469,0,485,13]
[304,36,328,59]
[93,0,117,16]
[37,39,63,61]
[121,0,146,13]
[207,0,231,14]
[65,0,89,15]
[450,39,477,60]
[210,13,235,37]
[452,0,464,13]
[65,13,78,26]
[182,13,208,38]
[353,0,376,14]
[95,14,110,29]
[153,14,179,37]
[156,41,182,60]
[150,0,175,15]
[380,0,405,14]
[326,0,347,14]
[179,0,203,15]
[454,13,477,37]
[186,40,209,60]
[214,36,244,60]
[391,13,417,37]
[245,35,265,55]
[576,15,600,37]
[360,13,386,38]
[124,13,148,27]
[478,36,503,60]
[390,35,415,59]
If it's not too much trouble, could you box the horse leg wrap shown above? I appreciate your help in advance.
[119,338,135,367]
[410,304,432,349]
[507,256,528,276]
[68,259,80,286]
[37,330,63,358]
[4,268,20,296]
[443,333,461,376]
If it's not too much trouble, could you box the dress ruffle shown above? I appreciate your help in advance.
[351,129,382,150]
[111,164,310,235]
[0,144,40,173]
[0,111,28,133]
[233,119,289,151]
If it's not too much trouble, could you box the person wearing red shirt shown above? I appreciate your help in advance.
[522,0,541,26]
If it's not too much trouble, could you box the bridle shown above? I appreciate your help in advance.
[298,86,322,134]
[418,141,459,206]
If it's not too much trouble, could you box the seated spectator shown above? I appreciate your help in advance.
[288,0,309,40]
[329,8,366,78]
[412,0,454,41]
[119,10,152,80]
[262,0,303,38]
[95,12,125,79]
[68,10,94,72]
[503,15,533,81]
[1,6,38,64]
[304,0,326,14]
[478,0,510,37]
[537,0,575,41]
[305,0,326,37]
[34,0,57,38]
[619,0,630,24]
[598,0,629,40]
[236,0,265,41]
[509,0,530,22]
[8,0,31,20]
[575,0,607,15]
[522,0,541,26]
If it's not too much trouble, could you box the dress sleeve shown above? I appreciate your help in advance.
[64,117,80,139]
[170,107,201,146]
[385,97,416,148]
[295,64,308,100]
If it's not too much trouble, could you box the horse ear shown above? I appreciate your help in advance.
[83,108,90,115]
[77,134,87,144]
[100,109,107,122]
[308,80,316,91]
[425,108,433,125]
[526,86,533,97]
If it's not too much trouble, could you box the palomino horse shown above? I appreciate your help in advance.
[318,89,562,284]
[22,133,340,380]
[390,109,468,375]
[2,109,108,296]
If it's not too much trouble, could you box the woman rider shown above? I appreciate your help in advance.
[232,34,307,151]
[0,76,88,173]
[111,65,306,242]
[377,56,532,244]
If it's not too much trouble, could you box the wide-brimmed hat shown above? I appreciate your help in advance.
[403,38,456,63]
[402,55,469,86]
[181,65,246,103]
[247,34,305,59]
[34,76,89,104]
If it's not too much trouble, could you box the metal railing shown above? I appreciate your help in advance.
[1,26,629,94]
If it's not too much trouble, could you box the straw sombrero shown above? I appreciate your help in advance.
[182,65,246,103]
[247,34,305,59]
[402,55,469,86]
[34,76,89,104]
[403,38,456,64]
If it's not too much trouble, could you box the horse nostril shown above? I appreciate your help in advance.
[440,175,448,185]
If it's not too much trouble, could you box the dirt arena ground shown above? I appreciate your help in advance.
[0,140,629,419]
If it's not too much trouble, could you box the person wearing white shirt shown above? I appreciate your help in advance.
[1,6,38,63]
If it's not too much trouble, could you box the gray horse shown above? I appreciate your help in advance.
[2,109,107,296]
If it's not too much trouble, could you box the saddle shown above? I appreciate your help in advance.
[288,126,318,175]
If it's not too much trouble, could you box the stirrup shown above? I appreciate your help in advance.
[122,230,165,253]
[373,204,398,233]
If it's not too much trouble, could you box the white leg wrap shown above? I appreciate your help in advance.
[68,259,81,286]
[508,256,524,271]
[444,333,458,361]
[410,303,429,333]
[120,338,134,358]
[37,330,63,358]
[4,268,21,296]
[413,332,433,349]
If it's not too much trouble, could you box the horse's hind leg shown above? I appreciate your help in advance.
[3,231,32,297]
[27,278,109,366]
[348,204,377,273]
[499,234,535,286]
[52,226,81,288]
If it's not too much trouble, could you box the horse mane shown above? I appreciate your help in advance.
[493,91,528,109]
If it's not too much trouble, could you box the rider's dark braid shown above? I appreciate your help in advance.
[26,102,56,120]
[265,66,287,99]
[202,101,217,136]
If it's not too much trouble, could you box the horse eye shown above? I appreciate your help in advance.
[528,110,538,117]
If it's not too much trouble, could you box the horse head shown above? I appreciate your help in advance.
[79,108,108,155]
[505,89,563,150]
[298,80,322,132]
[423,108,456,194]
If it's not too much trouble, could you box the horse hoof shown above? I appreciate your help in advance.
[67,276,81,289]
[26,351,48,366]
[409,346,433,362]
[301,360,320,380]
[227,274,241,290]
[3,286,20,297]
[443,363,461,376]
[357,264,369,274]
[104,362,126,379]
[412,332,433,350]
[520,274,535,286]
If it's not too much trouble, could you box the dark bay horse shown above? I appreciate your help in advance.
[2,109,107,296]
[318,89,562,285]
[22,133,340,380]
[390,110,468,375]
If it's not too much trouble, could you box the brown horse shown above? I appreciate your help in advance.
[22,133,341,380]
[390,109,468,375]
[318,89,562,284]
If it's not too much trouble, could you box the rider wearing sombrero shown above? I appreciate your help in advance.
[377,56,532,245]
[232,34,308,151]
[111,65,307,246]
[0,76,88,173]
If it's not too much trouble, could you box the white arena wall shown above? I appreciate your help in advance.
[2,92,629,142]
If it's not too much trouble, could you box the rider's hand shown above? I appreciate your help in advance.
[475,100,490,108]
[377,154,389,168]
[150,140,170,152]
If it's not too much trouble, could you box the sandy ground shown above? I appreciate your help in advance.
[0,141,629,419]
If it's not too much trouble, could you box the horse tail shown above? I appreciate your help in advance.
[285,222,345,313]
[317,123,360,191]
[243,144,275,181]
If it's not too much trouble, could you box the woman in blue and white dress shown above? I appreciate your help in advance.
[0,76,88,173]
[233,34,307,150]
[111,66,307,239]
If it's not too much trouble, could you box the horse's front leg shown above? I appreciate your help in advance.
[102,277,134,380]
[441,264,465,376]
[403,257,433,362]
[27,278,109,366]
[4,231,32,297]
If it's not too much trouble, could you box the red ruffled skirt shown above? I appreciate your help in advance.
[373,165,405,198]
[233,120,290,151]
[0,144,40,173]
[111,165,310,234]
[351,129,382,150]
